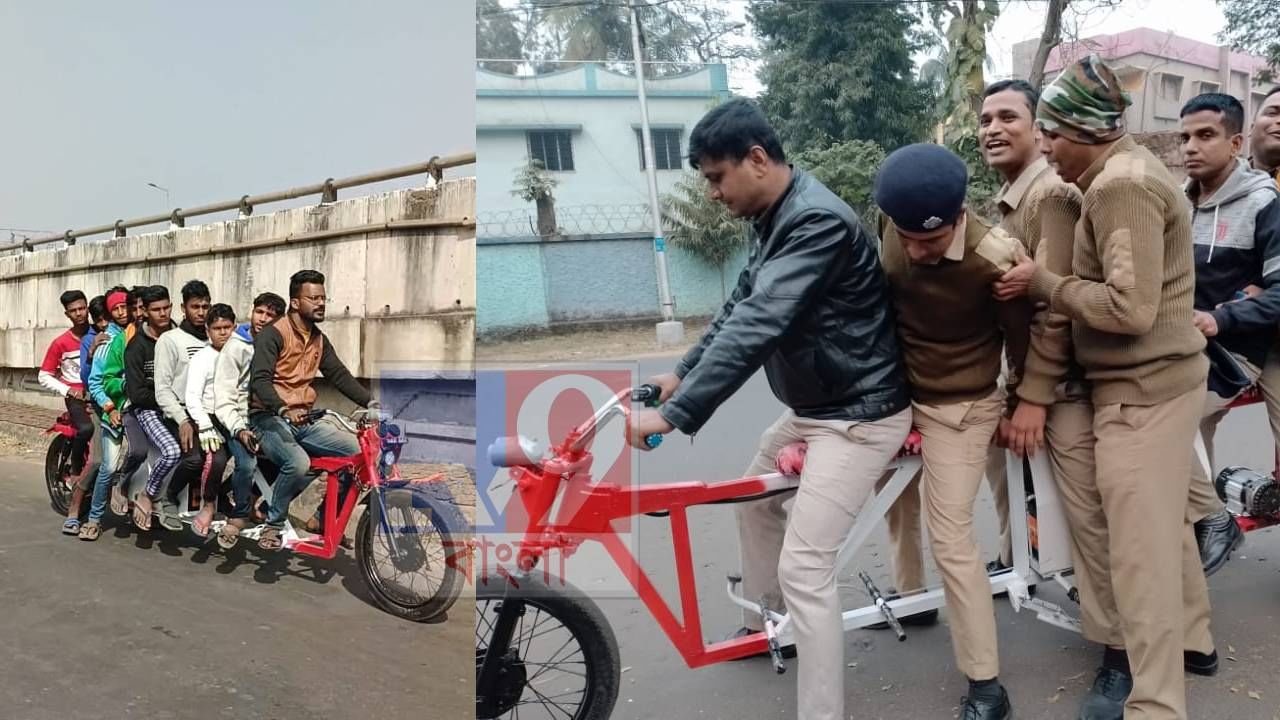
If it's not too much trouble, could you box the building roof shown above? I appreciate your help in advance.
[1035,27,1269,77]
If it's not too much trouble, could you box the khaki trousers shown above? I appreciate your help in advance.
[735,407,912,720]
[882,390,1006,679]
[1187,356,1262,521]
[1257,338,1280,454]
[881,446,1009,595]
[1092,388,1213,720]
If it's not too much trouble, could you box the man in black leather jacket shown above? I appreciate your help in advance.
[626,98,912,720]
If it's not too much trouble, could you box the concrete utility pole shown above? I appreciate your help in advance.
[628,0,684,347]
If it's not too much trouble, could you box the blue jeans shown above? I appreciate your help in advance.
[86,422,124,523]
[250,412,358,528]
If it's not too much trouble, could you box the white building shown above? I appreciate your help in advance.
[476,63,731,238]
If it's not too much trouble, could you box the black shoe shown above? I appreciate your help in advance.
[1076,667,1131,720]
[1184,649,1219,676]
[723,626,796,661]
[865,588,939,630]
[1196,510,1244,577]
[960,685,1012,720]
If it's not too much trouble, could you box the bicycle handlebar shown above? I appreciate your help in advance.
[486,384,666,468]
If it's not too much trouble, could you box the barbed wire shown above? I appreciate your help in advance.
[479,203,652,237]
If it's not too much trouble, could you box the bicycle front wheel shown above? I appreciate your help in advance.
[476,574,620,720]
[355,483,466,622]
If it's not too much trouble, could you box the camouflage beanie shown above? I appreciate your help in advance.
[1037,54,1132,145]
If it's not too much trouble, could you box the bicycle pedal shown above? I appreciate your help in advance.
[727,573,742,584]
[758,597,787,675]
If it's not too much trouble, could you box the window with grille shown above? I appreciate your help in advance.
[1160,73,1184,101]
[527,130,574,172]
[635,128,683,170]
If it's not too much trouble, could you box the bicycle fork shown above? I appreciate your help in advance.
[476,584,527,714]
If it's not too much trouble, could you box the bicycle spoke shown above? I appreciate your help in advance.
[524,683,577,719]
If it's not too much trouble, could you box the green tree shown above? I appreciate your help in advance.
[749,1,934,153]
[930,0,1003,219]
[512,160,559,237]
[477,0,525,74]
[662,172,751,300]
[793,140,886,221]
[1218,0,1280,81]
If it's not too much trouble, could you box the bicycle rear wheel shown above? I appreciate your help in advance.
[476,574,620,720]
[44,435,73,516]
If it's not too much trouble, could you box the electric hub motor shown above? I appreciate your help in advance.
[1215,466,1280,517]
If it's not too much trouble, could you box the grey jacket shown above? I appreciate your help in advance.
[213,323,255,435]
[1186,159,1280,367]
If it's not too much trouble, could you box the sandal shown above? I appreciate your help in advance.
[61,518,81,536]
[258,525,284,551]
[109,485,128,516]
[133,496,153,531]
[78,521,101,541]
[216,520,243,550]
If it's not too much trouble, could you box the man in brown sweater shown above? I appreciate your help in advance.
[876,142,1031,720]
[997,55,1215,720]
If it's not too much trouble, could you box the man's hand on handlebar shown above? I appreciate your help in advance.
[285,407,310,426]
[647,373,681,403]
[627,408,674,451]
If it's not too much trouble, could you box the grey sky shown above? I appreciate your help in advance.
[0,0,475,241]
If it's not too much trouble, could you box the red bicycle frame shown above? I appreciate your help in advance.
[288,416,428,559]
[504,389,803,668]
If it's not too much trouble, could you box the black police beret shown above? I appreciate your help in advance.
[872,143,968,234]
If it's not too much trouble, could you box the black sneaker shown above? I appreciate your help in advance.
[865,588,939,630]
[1184,649,1219,676]
[723,626,796,661]
[1195,510,1244,577]
[1076,667,1131,720]
[960,684,1012,720]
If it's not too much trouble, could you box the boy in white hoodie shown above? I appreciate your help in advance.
[185,304,237,537]
[213,292,286,546]
[153,279,210,529]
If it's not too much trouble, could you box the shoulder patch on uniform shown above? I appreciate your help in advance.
[975,225,1022,273]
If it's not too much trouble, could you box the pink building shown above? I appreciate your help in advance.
[1013,28,1275,133]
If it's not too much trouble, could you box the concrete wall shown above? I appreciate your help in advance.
[477,233,748,335]
[0,178,477,466]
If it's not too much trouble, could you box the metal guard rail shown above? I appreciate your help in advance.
[1,152,475,253]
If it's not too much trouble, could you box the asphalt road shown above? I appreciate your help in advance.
[518,357,1280,720]
[0,456,471,720]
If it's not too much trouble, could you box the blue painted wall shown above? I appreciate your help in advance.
[478,234,750,335]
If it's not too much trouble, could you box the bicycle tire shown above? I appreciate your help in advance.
[45,435,72,516]
[355,483,466,622]
[476,574,621,720]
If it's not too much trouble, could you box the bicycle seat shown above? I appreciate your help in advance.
[1226,385,1263,409]
[774,430,923,475]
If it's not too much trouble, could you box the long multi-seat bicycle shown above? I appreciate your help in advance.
[44,406,466,623]
[474,383,1280,719]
